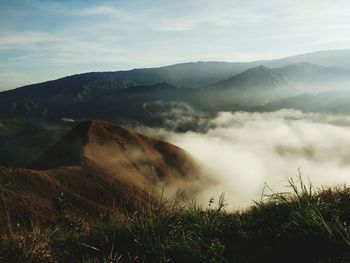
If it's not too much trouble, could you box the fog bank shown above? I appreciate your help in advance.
[145,109,350,207]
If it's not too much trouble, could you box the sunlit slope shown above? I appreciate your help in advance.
[0,120,202,223]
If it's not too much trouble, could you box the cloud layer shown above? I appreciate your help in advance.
[147,110,350,208]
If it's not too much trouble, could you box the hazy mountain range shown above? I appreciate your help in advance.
[1,49,350,166]
[2,50,350,123]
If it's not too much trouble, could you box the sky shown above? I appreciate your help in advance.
[1,0,350,90]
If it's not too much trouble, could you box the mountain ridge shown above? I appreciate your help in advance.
[31,120,201,188]
[3,49,350,92]
[2,50,350,127]
[0,119,203,223]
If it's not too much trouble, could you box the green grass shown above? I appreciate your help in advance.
[1,176,350,263]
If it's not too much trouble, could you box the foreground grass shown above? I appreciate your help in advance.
[1,178,350,263]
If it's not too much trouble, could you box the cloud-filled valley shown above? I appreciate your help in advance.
[143,109,350,207]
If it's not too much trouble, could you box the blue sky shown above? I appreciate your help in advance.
[1,0,350,90]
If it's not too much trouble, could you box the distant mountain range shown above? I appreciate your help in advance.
[256,90,350,114]
[1,49,350,159]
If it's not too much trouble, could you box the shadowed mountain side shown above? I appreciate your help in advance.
[0,120,75,167]
[29,121,90,169]
[59,82,194,123]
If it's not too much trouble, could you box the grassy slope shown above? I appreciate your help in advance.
[1,177,350,263]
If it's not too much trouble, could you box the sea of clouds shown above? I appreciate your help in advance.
[141,108,350,208]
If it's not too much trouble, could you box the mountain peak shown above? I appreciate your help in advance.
[250,64,271,70]
[4,120,203,224]
[216,64,285,89]
[278,62,323,70]
[238,65,275,76]
[30,120,200,189]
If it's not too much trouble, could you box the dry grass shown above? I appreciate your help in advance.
[1,176,350,262]
[0,227,55,263]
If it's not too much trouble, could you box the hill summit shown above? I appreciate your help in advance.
[1,120,202,223]
[31,120,200,189]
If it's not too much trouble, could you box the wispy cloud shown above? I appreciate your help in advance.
[1,0,350,90]
[157,8,268,32]
[0,32,57,49]
[78,5,124,17]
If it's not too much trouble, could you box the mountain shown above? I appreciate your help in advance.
[274,62,350,92]
[3,63,350,126]
[191,65,287,109]
[2,50,350,125]
[130,61,256,88]
[0,63,250,120]
[0,165,148,223]
[0,62,255,119]
[59,67,288,122]
[59,82,194,124]
[193,63,350,111]
[31,120,199,186]
[208,65,285,89]
[3,49,350,95]
[264,49,350,70]
[255,90,350,115]
[0,120,202,224]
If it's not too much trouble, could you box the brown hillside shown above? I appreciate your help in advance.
[0,165,150,226]
[1,120,202,225]
[31,120,200,189]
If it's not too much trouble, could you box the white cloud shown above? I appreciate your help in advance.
[78,6,124,17]
[0,32,57,49]
[158,8,267,32]
[1,0,350,89]
[148,110,350,208]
